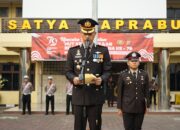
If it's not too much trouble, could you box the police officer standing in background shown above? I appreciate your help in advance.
[66,81,74,115]
[45,76,56,115]
[107,76,116,107]
[65,18,112,130]
[117,52,150,130]
[21,75,33,115]
[149,77,158,105]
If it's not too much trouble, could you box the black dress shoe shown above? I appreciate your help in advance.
[22,113,25,115]
[45,112,48,115]
[51,112,55,115]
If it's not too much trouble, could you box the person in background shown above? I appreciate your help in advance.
[21,75,33,115]
[66,81,74,115]
[45,76,56,115]
[107,76,116,107]
[149,77,158,105]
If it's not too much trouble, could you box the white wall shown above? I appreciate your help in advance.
[23,0,166,18]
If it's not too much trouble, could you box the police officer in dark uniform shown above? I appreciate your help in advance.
[117,51,150,130]
[107,76,116,107]
[65,18,112,130]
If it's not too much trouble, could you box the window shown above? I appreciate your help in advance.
[30,64,35,87]
[175,9,180,18]
[167,9,175,18]
[167,8,180,19]
[170,63,180,91]
[16,7,22,17]
[0,63,35,91]
[0,64,19,90]
[0,7,8,17]
[43,61,66,75]
[153,63,180,91]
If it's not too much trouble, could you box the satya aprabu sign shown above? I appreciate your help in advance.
[1,19,180,33]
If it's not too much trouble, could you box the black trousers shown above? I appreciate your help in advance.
[122,113,145,130]
[107,95,114,107]
[22,94,31,114]
[74,105,102,130]
[46,95,55,113]
[66,94,74,114]
[150,90,157,105]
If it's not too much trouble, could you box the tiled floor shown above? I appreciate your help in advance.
[0,113,180,130]
[4,103,180,114]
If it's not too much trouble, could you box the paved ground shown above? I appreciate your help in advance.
[0,113,180,130]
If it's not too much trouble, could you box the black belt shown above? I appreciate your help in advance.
[78,84,97,87]
[23,94,30,95]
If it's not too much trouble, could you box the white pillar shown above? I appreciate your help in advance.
[92,0,98,45]
[35,62,43,104]
[19,48,31,108]
[158,49,170,110]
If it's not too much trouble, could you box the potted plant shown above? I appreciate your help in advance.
[0,75,8,102]
[0,75,8,89]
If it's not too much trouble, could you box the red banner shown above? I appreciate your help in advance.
[31,33,153,61]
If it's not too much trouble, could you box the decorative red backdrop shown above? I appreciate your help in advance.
[31,33,153,61]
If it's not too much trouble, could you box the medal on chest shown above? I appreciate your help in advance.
[93,51,103,63]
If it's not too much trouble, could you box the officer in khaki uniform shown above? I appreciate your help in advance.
[65,18,112,130]
[21,75,33,115]
[45,76,56,115]
[117,52,150,130]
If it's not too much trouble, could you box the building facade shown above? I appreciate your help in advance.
[0,0,180,108]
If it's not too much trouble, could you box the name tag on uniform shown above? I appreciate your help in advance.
[93,52,103,63]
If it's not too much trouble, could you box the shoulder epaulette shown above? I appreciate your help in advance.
[69,45,80,50]
[96,44,107,49]
[139,69,145,72]
[120,69,128,74]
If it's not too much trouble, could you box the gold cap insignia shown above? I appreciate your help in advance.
[132,53,137,57]
[84,21,91,27]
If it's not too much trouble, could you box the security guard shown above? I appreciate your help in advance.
[65,18,112,130]
[117,51,150,130]
[21,75,33,115]
[45,76,56,115]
